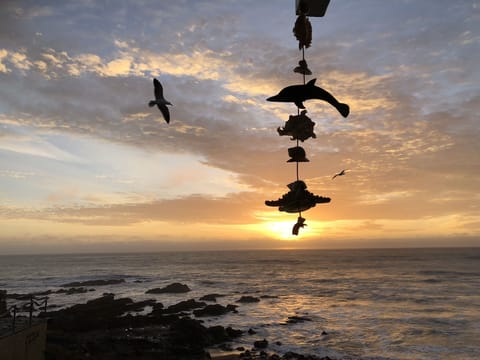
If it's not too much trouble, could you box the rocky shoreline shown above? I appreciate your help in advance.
[2,280,338,360]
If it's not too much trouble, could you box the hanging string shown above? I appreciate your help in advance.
[296,45,306,217]
[296,140,299,181]
[291,7,313,234]
[302,47,306,85]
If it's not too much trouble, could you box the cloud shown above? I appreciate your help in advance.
[0,48,33,73]
[0,170,35,179]
[0,191,263,226]
[0,0,479,246]
[0,130,81,162]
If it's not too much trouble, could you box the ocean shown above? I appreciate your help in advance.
[1,248,479,359]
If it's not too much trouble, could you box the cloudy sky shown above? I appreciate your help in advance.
[0,0,479,254]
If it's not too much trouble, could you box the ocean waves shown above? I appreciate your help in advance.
[1,248,480,359]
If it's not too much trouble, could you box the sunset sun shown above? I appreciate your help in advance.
[263,221,305,240]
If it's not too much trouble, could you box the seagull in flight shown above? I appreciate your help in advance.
[332,169,348,179]
[148,78,172,123]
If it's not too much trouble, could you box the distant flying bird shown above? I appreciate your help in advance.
[332,169,348,179]
[148,78,172,123]
[267,78,349,118]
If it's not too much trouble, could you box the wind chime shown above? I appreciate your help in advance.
[265,0,350,236]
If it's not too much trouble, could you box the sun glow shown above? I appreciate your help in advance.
[263,221,303,240]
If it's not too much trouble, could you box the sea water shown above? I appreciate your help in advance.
[1,248,479,359]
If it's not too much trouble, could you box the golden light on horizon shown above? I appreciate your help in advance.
[262,220,305,240]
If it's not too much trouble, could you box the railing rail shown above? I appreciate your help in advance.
[1,296,48,333]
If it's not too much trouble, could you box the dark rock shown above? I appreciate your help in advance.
[237,296,260,303]
[199,293,224,302]
[46,324,211,360]
[124,299,157,312]
[44,294,153,332]
[193,304,235,317]
[254,338,268,349]
[241,350,252,358]
[169,317,209,351]
[164,299,206,314]
[149,302,165,316]
[321,330,328,335]
[43,295,223,359]
[226,304,238,312]
[260,295,278,299]
[275,341,282,346]
[56,287,90,295]
[236,346,245,351]
[207,325,230,343]
[146,282,191,294]
[61,279,125,287]
[194,324,242,346]
[286,315,312,324]
[226,326,243,338]
[248,328,256,335]
[193,304,228,317]
[46,298,179,333]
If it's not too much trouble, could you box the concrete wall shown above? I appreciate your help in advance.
[0,322,47,360]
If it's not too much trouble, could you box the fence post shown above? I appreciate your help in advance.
[12,305,17,332]
[29,296,33,326]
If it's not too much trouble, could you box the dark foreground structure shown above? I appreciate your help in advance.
[0,318,47,360]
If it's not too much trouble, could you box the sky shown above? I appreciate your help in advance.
[0,0,479,254]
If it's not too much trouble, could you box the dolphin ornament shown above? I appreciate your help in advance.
[267,78,349,118]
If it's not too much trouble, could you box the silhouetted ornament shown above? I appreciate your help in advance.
[265,180,330,213]
[148,78,172,124]
[296,0,310,15]
[278,110,316,142]
[294,59,312,76]
[293,12,312,49]
[292,216,307,235]
[295,0,330,17]
[287,146,309,162]
[267,78,350,118]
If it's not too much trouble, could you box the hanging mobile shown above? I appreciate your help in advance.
[265,0,348,236]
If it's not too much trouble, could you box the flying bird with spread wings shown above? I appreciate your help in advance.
[148,78,172,123]
[332,169,348,179]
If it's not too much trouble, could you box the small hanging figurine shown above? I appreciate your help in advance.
[292,216,307,235]
[293,5,312,49]
[287,146,309,162]
[294,59,312,76]
[265,180,331,213]
[278,110,316,142]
